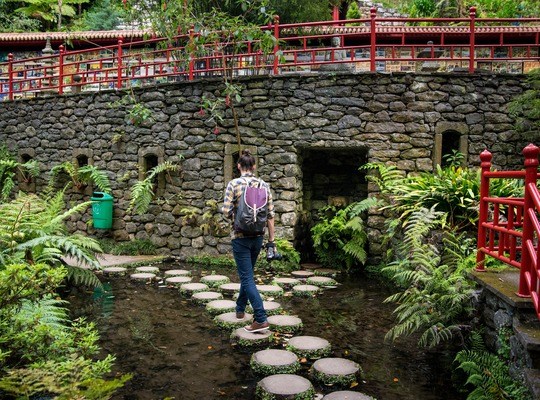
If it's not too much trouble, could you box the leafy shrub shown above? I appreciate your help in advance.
[99,239,157,256]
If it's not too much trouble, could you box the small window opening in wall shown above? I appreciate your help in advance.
[144,154,159,173]
[143,154,164,195]
[231,151,241,179]
[441,130,461,167]
[20,154,34,185]
[76,154,89,168]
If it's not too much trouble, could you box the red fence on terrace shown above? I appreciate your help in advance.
[476,144,540,319]
[1,7,540,101]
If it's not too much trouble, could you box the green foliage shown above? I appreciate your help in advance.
[187,254,237,269]
[0,145,39,201]
[382,207,476,347]
[99,239,157,256]
[12,0,89,30]
[346,0,361,23]
[509,68,540,141]
[310,204,367,272]
[76,0,124,30]
[256,238,301,274]
[455,330,532,400]
[49,161,111,194]
[128,160,181,215]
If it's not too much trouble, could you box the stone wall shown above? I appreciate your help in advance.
[0,72,530,260]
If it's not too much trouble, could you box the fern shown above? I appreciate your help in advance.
[17,296,70,331]
[128,161,181,215]
[48,161,111,193]
[78,165,112,193]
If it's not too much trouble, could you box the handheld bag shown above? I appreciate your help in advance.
[234,178,269,235]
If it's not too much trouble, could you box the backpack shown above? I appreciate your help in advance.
[234,177,269,236]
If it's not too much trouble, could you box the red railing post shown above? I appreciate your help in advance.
[188,28,195,81]
[370,7,377,72]
[476,149,492,271]
[116,37,123,89]
[332,5,340,26]
[469,6,476,73]
[518,143,540,297]
[7,53,13,101]
[273,15,280,75]
[58,45,65,95]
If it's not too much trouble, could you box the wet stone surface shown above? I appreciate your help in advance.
[164,269,191,276]
[287,335,332,359]
[135,266,160,274]
[292,284,320,297]
[322,391,374,400]
[200,274,231,288]
[219,282,241,295]
[256,374,314,398]
[251,349,300,375]
[307,276,338,287]
[102,266,127,275]
[191,291,223,304]
[206,299,237,316]
[214,312,253,330]
[267,315,303,334]
[164,276,192,286]
[291,270,316,279]
[130,272,157,281]
[179,282,209,296]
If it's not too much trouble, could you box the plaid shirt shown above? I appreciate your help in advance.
[222,172,274,239]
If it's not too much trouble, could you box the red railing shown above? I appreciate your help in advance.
[1,7,540,101]
[476,144,540,319]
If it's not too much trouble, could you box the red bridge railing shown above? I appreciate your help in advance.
[476,144,540,319]
[1,7,540,101]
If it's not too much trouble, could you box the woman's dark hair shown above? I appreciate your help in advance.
[237,150,256,171]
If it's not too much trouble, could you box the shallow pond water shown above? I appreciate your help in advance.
[68,263,463,400]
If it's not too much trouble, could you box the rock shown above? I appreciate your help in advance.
[231,327,274,348]
[135,266,160,274]
[251,349,300,375]
[102,266,127,276]
[205,299,237,316]
[164,269,191,276]
[287,336,332,359]
[273,277,301,289]
[301,263,322,270]
[255,374,314,399]
[314,268,339,277]
[165,276,193,287]
[312,358,361,386]
[130,272,157,282]
[247,300,283,316]
[257,284,284,297]
[200,274,231,288]
[214,311,253,330]
[291,270,315,279]
[179,282,209,296]
[192,291,223,305]
[219,282,241,295]
[306,276,338,287]
[292,284,321,297]
[267,315,303,334]
[322,391,374,400]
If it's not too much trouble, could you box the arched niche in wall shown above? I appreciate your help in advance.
[224,144,258,183]
[72,149,94,195]
[138,147,165,196]
[18,148,36,192]
[434,122,468,168]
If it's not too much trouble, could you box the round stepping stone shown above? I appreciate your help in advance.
[248,300,282,316]
[165,276,192,287]
[323,391,374,400]
[130,272,157,282]
[306,276,338,287]
[214,312,253,330]
[257,284,284,297]
[231,327,274,348]
[164,269,191,277]
[200,274,230,288]
[255,374,314,400]
[205,299,237,316]
[267,315,303,334]
[312,358,361,387]
[291,270,315,279]
[314,268,339,277]
[102,266,127,275]
[192,291,223,305]
[135,266,160,274]
[287,336,332,359]
[219,282,241,295]
[251,349,300,375]
[179,282,209,296]
[273,277,301,289]
[292,284,320,297]
[301,262,322,270]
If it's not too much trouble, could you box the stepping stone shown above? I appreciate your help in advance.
[214,312,253,330]
[312,358,361,387]
[251,349,300,375]
[306,276,338,287]
[219,282,241,295]
[102,266,127,275]
[267,315,303,334]
[179,282,209,296]
[165,276,192,287]
[135,266,160,274]
[314,268,339,277]
[291,270,315,279]
[192,291,223,305]
[255,374,314,400]
[287,336,332,359]
[231,327,274,348]
[292,284,320,297]
[301,262,322,270]
[130,272,157,282]
[323,391,375,400]
[248,301,283,316]
[164,269,191,277]
[200,274,231,288]
[257,284,284,297]
[205,299,237,316]
[273,277,301,289]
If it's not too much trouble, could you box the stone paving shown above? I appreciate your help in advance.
[72,254,373,399]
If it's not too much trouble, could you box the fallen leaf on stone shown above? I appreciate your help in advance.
[207,345,213,350]
[393,377,399,382]
[350,382,358,388]
[300,357,307,363]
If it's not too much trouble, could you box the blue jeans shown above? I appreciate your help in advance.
[232,236,267,323]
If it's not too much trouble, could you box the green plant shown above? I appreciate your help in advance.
[455,330,532,400]
[345,0,361,25]
[98,239,157,256]
[128,160,181,215]
[256,238,301,274]
[0,146,39,201]
[187,254,236,269]
[201,200,229,236]
[382,207,476,348]
[49,161,111,193]
[109,94,154,126]
[509,68,540,141]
